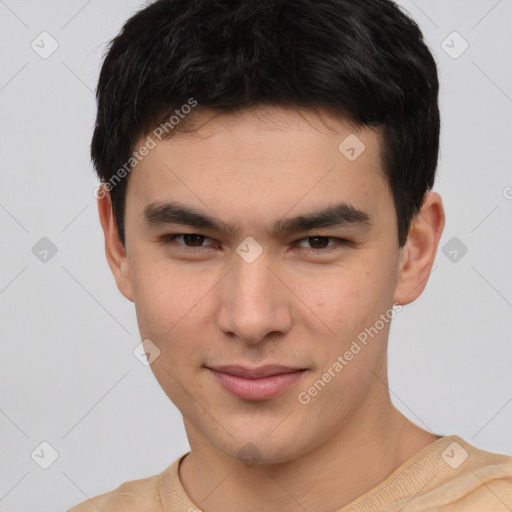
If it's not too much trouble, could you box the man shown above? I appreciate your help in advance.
[69,0,512,510]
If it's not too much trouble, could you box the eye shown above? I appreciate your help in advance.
[161,233,217,248]
[293,236,348,251]
[160,234,348,253]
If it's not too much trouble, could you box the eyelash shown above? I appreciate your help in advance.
[160,234,348,252]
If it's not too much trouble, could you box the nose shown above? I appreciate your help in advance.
[216,251,293,345]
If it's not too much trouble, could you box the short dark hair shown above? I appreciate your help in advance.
[91,0,439,247]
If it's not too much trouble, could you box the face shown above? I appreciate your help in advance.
[114,107,412,463]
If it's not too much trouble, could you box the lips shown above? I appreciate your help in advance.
[206,365,307,401]
[207,365,305,379]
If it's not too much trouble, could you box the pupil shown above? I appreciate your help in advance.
[309,236,328,249]
[185,234,205,246]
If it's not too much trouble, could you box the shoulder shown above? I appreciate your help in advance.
[461,439,512,505]
[67,473,163,512]
[431,436,512,510]
[452,436,512,480]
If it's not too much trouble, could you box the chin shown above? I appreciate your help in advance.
[212,430,314,467]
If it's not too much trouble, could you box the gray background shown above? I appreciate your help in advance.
[0,0,511,510]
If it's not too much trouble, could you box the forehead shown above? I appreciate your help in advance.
[126,106,393,233]
[147,105,381,162]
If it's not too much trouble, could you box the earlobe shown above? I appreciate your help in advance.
[97,185,134,302]
[394,191,445,306]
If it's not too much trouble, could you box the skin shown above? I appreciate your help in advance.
[99,106,445,511]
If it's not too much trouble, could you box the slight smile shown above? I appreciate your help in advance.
[206,365,308,401]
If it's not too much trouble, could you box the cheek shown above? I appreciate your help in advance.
[302,257,397,342]
[130,258,206,339]
[301,266,371,316]
[129,258,227,380]
[130,261,211,400]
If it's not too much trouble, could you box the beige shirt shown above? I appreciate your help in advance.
[68,435,512,511]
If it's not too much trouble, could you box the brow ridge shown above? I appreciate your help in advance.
[142,200,371,235]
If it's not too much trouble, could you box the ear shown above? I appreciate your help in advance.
[97,185,134,302]
[394,191,445,305]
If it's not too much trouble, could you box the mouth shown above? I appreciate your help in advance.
[205,365,307,401]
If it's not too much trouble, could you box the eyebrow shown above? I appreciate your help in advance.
[142,200,371,235]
